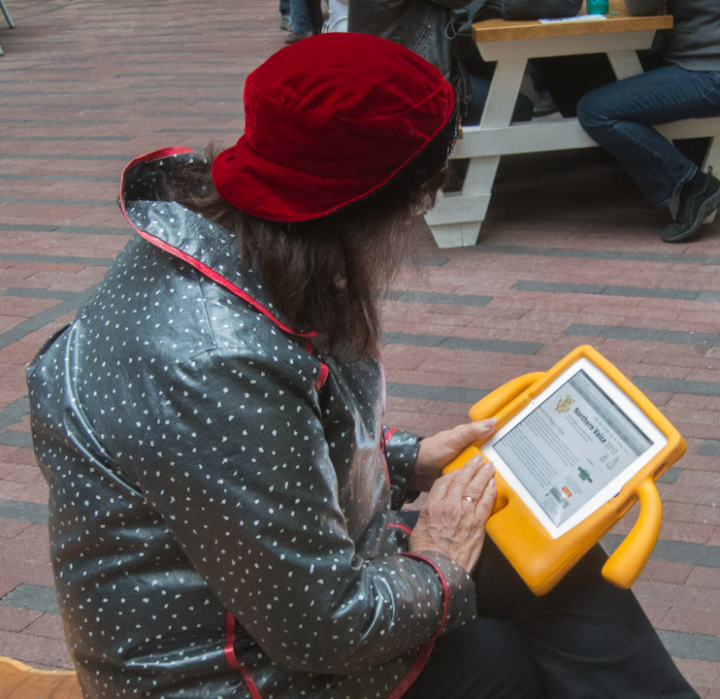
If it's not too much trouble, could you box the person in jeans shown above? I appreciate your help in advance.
[577,0,720,243]
[285,0,323,43]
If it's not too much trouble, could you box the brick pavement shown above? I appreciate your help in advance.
[1,0,719,695]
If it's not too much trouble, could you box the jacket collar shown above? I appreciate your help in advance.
[119,148,317,338]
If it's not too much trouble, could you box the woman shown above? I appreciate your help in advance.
[28,34,698,699]
[577,0,720,243]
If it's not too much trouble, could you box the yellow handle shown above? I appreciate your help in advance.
[601,479,662,588]
[468,372,545,422]
[444,372,544,475]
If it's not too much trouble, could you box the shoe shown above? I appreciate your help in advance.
[662,173,720,243]
[532,90,559,118]
[284,31,313,44]
[280,14,292,31]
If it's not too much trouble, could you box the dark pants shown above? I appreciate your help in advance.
[403,537,699,699]
[289,0,323,34]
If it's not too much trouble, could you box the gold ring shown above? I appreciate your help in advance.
[462,496,478,504]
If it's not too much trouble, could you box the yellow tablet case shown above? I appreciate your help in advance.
[443,345,685,595]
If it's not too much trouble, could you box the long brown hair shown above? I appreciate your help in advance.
[168,146,446,360]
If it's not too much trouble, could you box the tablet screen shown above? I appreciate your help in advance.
[485,363,663,537]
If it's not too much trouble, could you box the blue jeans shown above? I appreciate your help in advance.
[289,0,323,34]
[279,0,289,15]
[577,65,720,208]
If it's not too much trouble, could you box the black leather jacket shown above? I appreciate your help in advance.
[349,0,474,114]
[27,149,477,699]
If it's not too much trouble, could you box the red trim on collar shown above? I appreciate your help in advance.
[314,362,329,391]
[120,147,195,177]
[304,339,329,390]
[224,613,263,699]
[119,148,318,339]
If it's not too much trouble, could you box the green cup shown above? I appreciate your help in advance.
[587,0,609,13]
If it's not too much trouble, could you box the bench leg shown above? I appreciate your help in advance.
[425,57,527,248]
[700,135,720,223]
[668,134,720,223]
[0,0,14,28]
[426,156,500,247]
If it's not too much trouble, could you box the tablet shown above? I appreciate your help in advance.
[481,356,668,539]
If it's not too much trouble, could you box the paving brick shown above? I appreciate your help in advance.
[0,585,59,615]
[663,502,720,528]
[687,567,720,590]
[674,659,720,692]
[0,501,49,524]
[22,612,66,640]
[1,447,38,466]
[0,518,35,539]
[640,559,694,585]
[0,479,49,505]
[0,629,73,669]
[662,609,720,643]
[0,605,44,633]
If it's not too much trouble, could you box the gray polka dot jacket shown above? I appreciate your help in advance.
[27,150,477,699]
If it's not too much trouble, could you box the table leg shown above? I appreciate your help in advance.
[426,57,527,248]
[0,0,14,28]
[695,133,720,224]
[606,50,644,81]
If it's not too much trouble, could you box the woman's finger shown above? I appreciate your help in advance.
[443,418,497,455]
[461,460,495,504]
[471,474,497,523]
[429,453,483,499]
[441,455,485,501]
[458,417,497,444]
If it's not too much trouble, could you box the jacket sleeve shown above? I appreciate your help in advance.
[624,0,666,16]
[131,345,477,675]
[383,428,422,509]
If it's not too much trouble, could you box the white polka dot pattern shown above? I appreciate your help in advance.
[26,151,477,699]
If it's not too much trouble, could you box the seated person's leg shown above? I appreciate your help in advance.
[473,540,700,699]
[287,0,319,38]
[577,65,720,241]
[402,616,547,699]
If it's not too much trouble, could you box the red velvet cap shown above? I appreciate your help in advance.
[211,33,457,223]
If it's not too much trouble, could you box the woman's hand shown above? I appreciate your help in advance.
[409,456,496,573]
[408,418,496,492]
